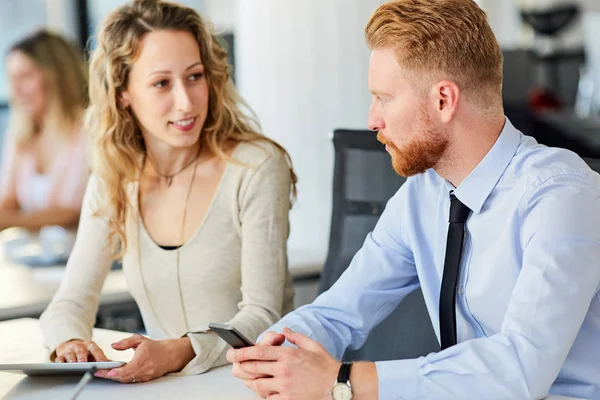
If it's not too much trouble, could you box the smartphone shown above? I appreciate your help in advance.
[208,322,255,348]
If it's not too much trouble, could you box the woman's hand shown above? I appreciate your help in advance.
[55,339,108,363]
[93,334,195,383]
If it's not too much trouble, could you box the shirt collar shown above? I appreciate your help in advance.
[449,117,521,214]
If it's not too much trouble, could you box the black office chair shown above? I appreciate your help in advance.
[583,157,600,175]
[320,129,439,362]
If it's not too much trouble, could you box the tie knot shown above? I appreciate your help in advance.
[449,193,471,223]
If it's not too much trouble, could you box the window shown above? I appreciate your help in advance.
[0,0,48,103]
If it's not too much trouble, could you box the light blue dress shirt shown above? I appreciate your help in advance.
[268,119,600,399]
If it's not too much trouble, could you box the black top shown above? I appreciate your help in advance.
[159,245,182,251]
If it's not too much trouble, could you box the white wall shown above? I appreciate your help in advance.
[476,0,524,48]
[45,0,79,42]
[204,0,235,32]
[0,0,47,101]
[235,0,386,262]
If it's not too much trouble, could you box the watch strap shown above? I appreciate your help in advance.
[337,362,352,384]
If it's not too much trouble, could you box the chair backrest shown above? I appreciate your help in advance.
[319,129,405,292]
[320,129,439,361]
[583,157,600,174]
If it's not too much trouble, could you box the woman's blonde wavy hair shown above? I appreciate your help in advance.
[7,30,88,147]
[86,0,297,258]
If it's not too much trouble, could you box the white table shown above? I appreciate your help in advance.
[0,319,585,400]
[0,318,259,399]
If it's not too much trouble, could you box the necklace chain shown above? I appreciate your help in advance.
[137,143,201,336]
[145,144,202,187]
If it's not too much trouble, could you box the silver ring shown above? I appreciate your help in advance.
[131,375,136,383]
[87,343,95,352]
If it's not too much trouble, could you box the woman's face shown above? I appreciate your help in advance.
[120,29,209,151]
[6,51,48,123]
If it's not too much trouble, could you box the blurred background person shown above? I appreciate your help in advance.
[0,30,89,233]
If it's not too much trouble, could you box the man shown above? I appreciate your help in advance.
[227,0,600,399]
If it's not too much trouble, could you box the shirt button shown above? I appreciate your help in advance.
[458,288,465,295]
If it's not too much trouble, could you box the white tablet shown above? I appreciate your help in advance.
[0,361,125,376]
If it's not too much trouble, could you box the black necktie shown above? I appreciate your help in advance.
[439,192,471,350]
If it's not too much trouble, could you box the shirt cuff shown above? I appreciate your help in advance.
[42,324,90,361]
[375,358,420,400]
[170,331,228,376]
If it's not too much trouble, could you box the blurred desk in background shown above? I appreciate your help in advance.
[287,248,324,280]
[536,110,600,155]
[0,247,325,328]
[287,248,324,308]
[0,253,140,331]
[0,259,132,321]
[505,103,600,160]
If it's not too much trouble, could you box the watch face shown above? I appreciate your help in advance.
[332,383,353,400]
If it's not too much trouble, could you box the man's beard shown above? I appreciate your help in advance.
[377,109,448,177]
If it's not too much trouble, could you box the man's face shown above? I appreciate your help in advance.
[367,48,447,177]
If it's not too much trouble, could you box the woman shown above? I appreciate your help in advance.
[39,0,297,383]
[0,30,89,231]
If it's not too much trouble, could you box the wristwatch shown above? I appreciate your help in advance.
[331,362,353,400]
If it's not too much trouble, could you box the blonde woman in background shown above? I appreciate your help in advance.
[0,30,89,231]
[40,0,296,384]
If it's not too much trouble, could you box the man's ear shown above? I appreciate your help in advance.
[431,80,460,123]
